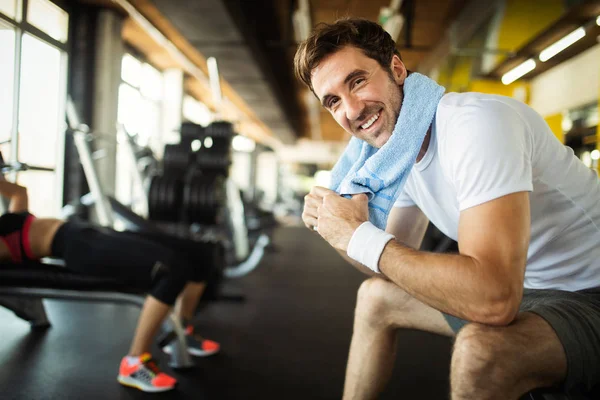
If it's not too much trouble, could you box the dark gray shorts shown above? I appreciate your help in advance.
[443,287,600,394]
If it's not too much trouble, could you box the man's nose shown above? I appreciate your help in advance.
[344,96,365,124]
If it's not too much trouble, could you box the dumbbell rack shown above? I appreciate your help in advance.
[147,121,233,229]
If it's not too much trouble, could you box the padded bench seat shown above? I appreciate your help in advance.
[0,261,193,368]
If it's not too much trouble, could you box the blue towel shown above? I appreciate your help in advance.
[329,73,445,229]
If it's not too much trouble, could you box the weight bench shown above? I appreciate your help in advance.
[0,261,193,369]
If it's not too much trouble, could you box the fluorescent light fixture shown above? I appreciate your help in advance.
[501,59,536,85]
[539,27,586,62]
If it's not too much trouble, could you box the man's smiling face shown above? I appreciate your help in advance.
[311,46,406,148]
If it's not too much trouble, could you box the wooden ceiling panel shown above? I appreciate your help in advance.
[122,19,179,70]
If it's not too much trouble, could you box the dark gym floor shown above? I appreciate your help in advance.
[0,226,453,400]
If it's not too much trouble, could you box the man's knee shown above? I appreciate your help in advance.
[451,323,512,386]
[355,278,414,328]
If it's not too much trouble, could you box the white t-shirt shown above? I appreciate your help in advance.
[394,92,600,291]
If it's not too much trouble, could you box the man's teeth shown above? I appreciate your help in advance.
[361,112,380,129]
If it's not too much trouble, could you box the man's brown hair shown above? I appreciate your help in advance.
[294,17,401,92]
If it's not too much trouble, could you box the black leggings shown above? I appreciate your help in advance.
[50,221,209,305]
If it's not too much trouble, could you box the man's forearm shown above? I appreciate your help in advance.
[378,241,520,325]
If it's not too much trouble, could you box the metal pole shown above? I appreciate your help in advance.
[66,97,115,227]
[118,126,148,216]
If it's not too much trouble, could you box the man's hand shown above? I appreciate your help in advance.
[317,193,369,251]
[302,186,336,231]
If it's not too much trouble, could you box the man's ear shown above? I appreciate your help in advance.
[390,55,407,85]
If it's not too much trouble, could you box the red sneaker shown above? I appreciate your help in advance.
[117,353,177,392]
[163,325,221,357]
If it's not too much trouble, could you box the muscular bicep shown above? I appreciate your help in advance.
[458,191,530,296]
[386,206,429,249]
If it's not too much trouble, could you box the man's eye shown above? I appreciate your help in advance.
[328,98,339,108]
[353,78,365,87]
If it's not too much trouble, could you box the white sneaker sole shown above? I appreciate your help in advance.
[162,345,219,357]
[117,375,175,392]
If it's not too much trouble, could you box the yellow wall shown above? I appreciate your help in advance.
[544,113,564,144]
[495,0,564,66]
[449,57,473,93]
[470,79,530,103]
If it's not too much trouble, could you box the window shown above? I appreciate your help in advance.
[0,1,68,217]
[26,0,68,43]
[118,83,142,134]
[116,54,164,212]
[0,20,15,160]
[16,33,65,216]
[118,55,162,147]
[0,0,21,21]
[121,53,142,87]
[183,95,213,126]
[141,63,163,101]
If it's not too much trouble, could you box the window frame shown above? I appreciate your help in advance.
[0,0,69,216]
[0,0,69,51]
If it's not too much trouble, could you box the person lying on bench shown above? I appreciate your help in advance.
[0,180,220,393]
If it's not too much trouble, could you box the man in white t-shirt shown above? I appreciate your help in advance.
[295,18,600,399]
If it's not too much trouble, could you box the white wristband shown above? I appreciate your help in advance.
[347,221,395,274]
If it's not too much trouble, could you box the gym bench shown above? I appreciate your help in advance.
[0,261,193,369]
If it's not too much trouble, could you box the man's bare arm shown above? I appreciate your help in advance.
[336,205,429,277]
[378,192,530,326]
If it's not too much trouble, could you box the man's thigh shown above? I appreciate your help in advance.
[444,286,600,394]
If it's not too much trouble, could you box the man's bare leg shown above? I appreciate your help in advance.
[343,277,455,400]
[451,312,567,400]
[128,295,171,356]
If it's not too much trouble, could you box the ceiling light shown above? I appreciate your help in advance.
[596,15,600,26]
[591,149,600,161]
[501,59,536,85]
[539,27,586,62]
